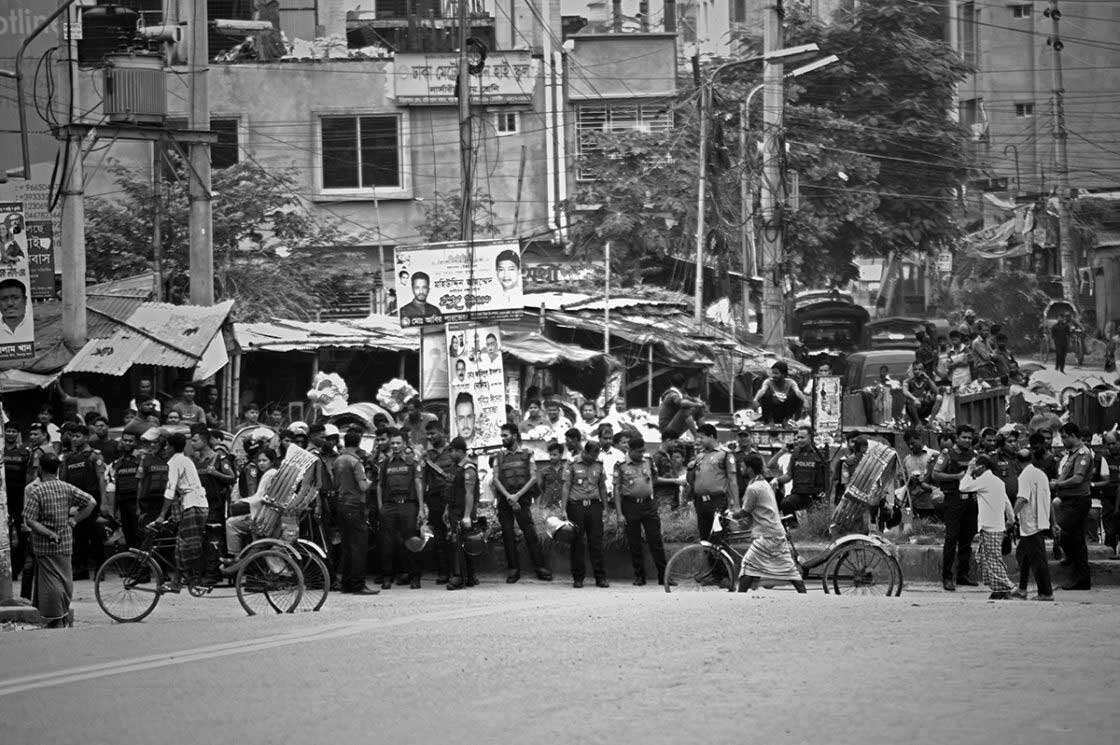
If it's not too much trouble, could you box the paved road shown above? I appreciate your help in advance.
[2,580,1119,745]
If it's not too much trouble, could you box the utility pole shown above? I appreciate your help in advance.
[758,0,786,354]
[187,0,214,305]
[458,0,473,243]
[152,144,164,301]
[739,100,752,333]
[1047,0,1077,308]
[60,7,86,349]
[694,83,709,326]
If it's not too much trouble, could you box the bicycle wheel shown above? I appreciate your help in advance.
[823,543,896,597]
[95,552,163,623]
[292,544,330,612]
[663,544,736,593]
[235,549,304,616]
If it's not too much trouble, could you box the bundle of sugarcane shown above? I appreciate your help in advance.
[842,439,899,507]
[251,444,320,538]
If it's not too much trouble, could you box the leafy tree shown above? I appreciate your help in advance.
[84,159,369,321]
[416,190,500,243]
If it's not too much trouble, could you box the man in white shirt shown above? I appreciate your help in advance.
[1012,447,1053,600]
[959,454,1016,599]
[150,431,210,591]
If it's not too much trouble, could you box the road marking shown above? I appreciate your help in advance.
[0,602,547,698]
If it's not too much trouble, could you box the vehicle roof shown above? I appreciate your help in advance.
[846,349,916,363]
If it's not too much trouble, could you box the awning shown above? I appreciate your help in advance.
[65,300,235,378]
[235,316,416,354]
[502,331,618,368]
[0,369,58,392]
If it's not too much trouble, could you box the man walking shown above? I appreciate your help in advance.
[1053,423,1093,590]
[613,436,667,586]
[932,424,979,591]
[377,429,425,590]
[491,424,552,583]
[1012,447,1053,600]
[736,453,806,594]
[685,424,740,541]
[332,429,378,595]
[1051,314,1071,373]
[959,455,1016,599]
[151,432,209,592]
[22,453,96,627]
[563,442,609,588]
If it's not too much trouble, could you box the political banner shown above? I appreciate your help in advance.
[394,240,523,328]
[812,375,843,440]
[26,220,55,298]
[447,323,506,454]
[0,202,35,360]
[420,327,449,400]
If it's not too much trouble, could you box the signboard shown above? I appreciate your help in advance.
[447,323,506,454]
[394,240,524,328]
[420,327,449,401]
[523,258,606,289]
[393,51,539,106]
[936,249,953,274]
[0,174,63,268]
[0,202,36,359]
[26,220,55,298]
[812,375,842,440]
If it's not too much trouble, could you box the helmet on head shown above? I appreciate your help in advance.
[323,423,341,438]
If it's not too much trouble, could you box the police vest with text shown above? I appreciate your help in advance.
[789,446,826,495]
[113,454,142,500]
[383,456,418,501]
[496,449,535,496]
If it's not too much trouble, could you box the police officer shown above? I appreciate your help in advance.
[61,424,107,580]
[377,428,425,590]
[685,424,740,541]
[1095,432,1120,555]
[445,436,479,591]
[108,429,144,548]
[137,428,173,566]
[773,425,827,516]
[563,442,609,588]
[3,421,30,581]
[492,423,552,583]
[613,436,667,586]
[1053,422,1094,590]
[424,431,457,584]
[932,423,979,591]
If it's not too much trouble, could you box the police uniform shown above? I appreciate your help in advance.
[537,461,567,508]
[615,455,667,584]
[62,445,105,578]
[566,458,607,584]
[109,451,143,548]
[447,456,480,588]
[138,452,171,525]
[1056,443,1094,588]
[936,445,978,584]
[4,443,30,581]
[425,446,458,581]
[782,443,827,514]
[688,447,736,541]
[378,452,422,587]
[493,447,549,579]
[1095,449,1120,551]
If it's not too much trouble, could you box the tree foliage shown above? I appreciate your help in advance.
[567,0,973,289]
[416,190,500,243]
[84,159,368,321]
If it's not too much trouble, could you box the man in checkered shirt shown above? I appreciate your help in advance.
[22,452,97,627]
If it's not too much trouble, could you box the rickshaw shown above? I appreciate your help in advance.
[1039,299,1085,366]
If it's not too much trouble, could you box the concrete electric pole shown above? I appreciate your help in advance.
[60,6,87,349]
[1047,0,1077,309]
[758,0,787,354]
[187,0,214,305]
[458,0,473,244]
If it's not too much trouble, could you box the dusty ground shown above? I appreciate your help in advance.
[1,578,1117,745]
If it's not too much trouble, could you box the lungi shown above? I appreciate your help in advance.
[176,506,207,585]
[739,535,802,581]
[33,553,74,626]
[978,529,1013,592]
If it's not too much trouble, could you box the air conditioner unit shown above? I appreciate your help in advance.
[102,51,166,125]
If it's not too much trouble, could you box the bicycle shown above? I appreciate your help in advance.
[94,523,305,622]
[663,512,904,596]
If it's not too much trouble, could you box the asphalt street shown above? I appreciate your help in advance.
[2,579,1118,745]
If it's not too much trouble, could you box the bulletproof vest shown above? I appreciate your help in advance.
[426,448,457,495]
[939,447,971,496]
[617,457,654,499]
[63,448,100,499]
[142,455,170,501]
[3,445,29,492]
[496,448,533,492]
[239,462,260,499]
[568,460,603,501]
[451,461,479,513]
[113,454,141,499]
[383,456,417,500]
[789,446,824,494]
[691,450,729,496]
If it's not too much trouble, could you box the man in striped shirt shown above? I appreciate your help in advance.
[150,432,209,591]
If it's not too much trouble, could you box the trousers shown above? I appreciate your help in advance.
[117,496,142,549]
[425,493,451,579]
[1015,533,1053,595]
[942,495,978,581]
[1057,494,1091,587]
[497,495,547,572]
[71,510,104,577]
[622,498,667,581]
[337,502,369,591]
[693,494,728,541]
[566,500,605,581]
[379,501,419,580]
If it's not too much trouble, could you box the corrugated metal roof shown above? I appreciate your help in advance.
[502,331,617,368]
[65,300,235,376]
[236,317,416,353]
[86,273,158,299]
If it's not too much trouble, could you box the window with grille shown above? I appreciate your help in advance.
[1010,4,1032,18]
[495,111,520,135]
[1015,102,1034,117]
[165,117,241,170]
[319,114,404,192]
[576,104,673,180]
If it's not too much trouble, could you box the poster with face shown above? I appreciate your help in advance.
[447,323,506,454]
[394,240,523,328]
[421,327,449,400]
[0,203,34,360]
[812,375,843,440]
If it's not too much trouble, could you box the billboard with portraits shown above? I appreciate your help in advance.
[0,202,34,360]
[447,322,506,454]
[394,240,524,328]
